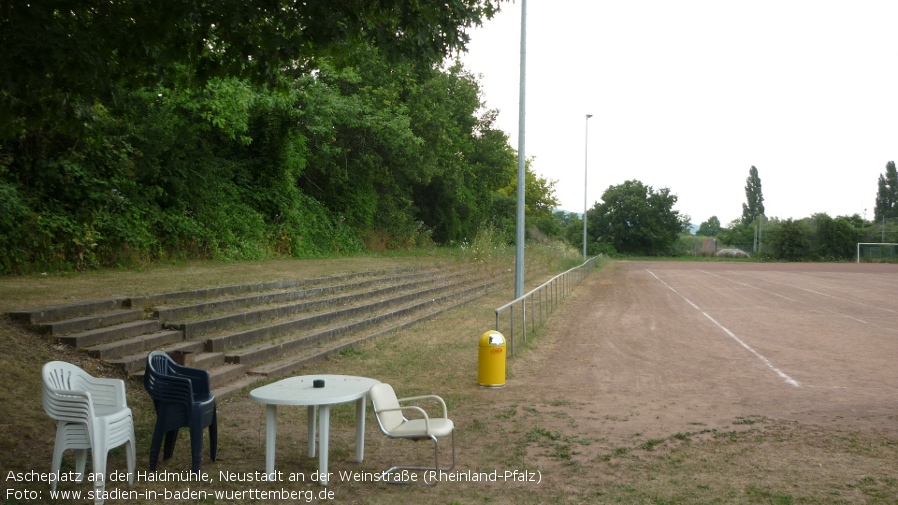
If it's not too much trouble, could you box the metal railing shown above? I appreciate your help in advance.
[495,256,600,356]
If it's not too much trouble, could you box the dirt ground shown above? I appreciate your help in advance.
[476,260,898,494]
[509,260,898,434]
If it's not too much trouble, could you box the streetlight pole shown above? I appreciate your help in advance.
[583,114,593,259]
[514,0,528,299]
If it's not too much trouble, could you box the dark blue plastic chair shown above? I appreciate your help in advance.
[143,351,217,473]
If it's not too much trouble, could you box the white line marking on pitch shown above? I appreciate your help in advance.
[647,270,800,388]
[804,385,898,391]
[702,270,893,330]
[761,273,898,316]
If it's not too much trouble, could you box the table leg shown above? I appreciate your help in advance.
[319,405,330,486]
[264,405,277,475]
[355,397,366,462]
[307,405,317,458]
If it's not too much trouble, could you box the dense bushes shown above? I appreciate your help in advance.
[713,214,869,262]
[0,56,515,273]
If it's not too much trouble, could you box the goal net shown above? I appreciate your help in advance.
[856,243,898,263]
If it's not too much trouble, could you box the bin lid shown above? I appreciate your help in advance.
[480,330,505,346]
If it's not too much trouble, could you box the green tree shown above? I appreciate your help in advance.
[0,0,510,272]
[874,161,898,221]
[717,220,754,249]
[587,180,688,256]
[494,158,560,243]
[0,45,518,271]
[768,218,811,261]
[697,216,722,237]
[558,211,584,249]
[0,0,500,140]
[408,62,495,243]
[296,51,512,245]
[742,165,765,224]
[813,213,863,261]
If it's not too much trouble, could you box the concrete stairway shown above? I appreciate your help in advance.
[8,265,500,397]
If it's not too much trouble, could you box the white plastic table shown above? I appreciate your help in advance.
[250,374,380,485]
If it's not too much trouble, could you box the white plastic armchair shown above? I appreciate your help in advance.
[369,383,455,484]
[42,361,135,504]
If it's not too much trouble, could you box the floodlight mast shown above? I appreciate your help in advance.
[583,114,593,259]
[514,0,527,299]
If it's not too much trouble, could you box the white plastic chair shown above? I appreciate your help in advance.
[42,361,135,504]
[369,383,455,484]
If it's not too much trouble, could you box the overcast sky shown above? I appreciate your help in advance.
[459,1,898,226]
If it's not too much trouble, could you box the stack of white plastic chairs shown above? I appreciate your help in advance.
[41,361,136,505]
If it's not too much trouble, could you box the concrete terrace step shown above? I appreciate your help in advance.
[201,273,478,353]
[38,309,146,336]
[8,298,127,325]
[208,363,247,390]
[235,278,499,375]
[94,267,469,377]
[57,320,162,348]
[249,293,494,383]
[110,340,206,374]
[168,270,467,339]
[212,375,266,399]
[122,273,493,383]
[127,268,417,309]
[152,268,442,322]
[86,329,183,360]
[190,352,227,369]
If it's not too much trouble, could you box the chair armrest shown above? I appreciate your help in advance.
[168,362,212,397]
[376,405,431,433]
[81,375,128,408]
[43,386,96,422]
[147,372,195,404]
[397,394,448,419]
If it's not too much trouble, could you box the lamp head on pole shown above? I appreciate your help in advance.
[586,114,593,119]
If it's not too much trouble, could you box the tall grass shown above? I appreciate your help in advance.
[459,224,511,265]
[525,239,583,274]
[460,224,583,279]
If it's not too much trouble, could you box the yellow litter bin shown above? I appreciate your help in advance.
[478,330,506,387]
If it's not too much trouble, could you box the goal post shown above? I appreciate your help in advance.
[856,243,898,263]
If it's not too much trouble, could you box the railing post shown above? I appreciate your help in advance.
[530,293,536,332]
[509,305,515,357]
[539,288,543,324]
